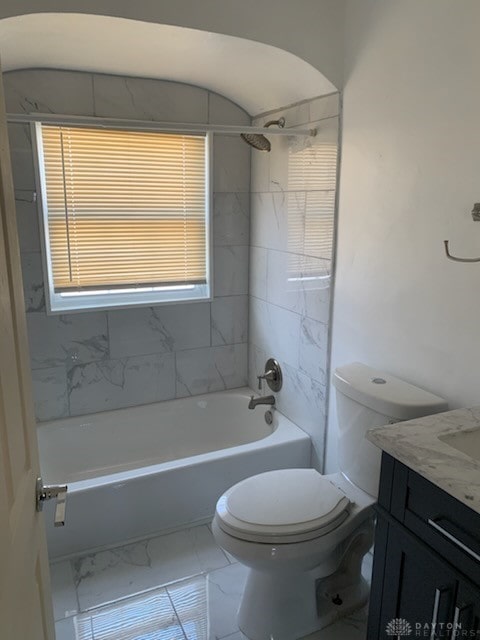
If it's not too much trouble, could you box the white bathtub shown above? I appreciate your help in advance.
[38,388,311,560]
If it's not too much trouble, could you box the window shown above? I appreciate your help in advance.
[35,123,211,313]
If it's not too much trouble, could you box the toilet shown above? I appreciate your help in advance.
[212,362,448,640]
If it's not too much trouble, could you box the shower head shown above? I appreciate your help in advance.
[240,132,271,152]
[240,117,285,152]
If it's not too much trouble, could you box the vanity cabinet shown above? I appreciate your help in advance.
[367,453,480,638]
[455,582,480,633]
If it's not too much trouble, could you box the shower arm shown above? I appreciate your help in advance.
[6,112,318,137]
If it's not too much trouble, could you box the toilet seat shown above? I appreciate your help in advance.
[215,469,351,544]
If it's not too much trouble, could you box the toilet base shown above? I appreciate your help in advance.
[237,525,373,640]
[237,569,369,640]
[316,575,370,630]
[238,568,319,640]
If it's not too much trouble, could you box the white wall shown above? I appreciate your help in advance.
[0,0,345,91]
[326,0,480,471]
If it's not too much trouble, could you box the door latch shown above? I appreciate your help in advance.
[36,477,68,527]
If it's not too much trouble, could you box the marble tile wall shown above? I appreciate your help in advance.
[248,93,340,469]
[5,70,250,420]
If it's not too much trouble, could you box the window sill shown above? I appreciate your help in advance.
[46,284,212,315]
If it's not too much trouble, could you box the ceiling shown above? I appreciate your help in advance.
[0,13,336,116]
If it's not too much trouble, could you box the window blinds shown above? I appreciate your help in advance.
[39,125,207,292]
[286,142,337,278]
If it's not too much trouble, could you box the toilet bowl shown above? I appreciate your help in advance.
[212,363,448,640]
[213,468,374,640]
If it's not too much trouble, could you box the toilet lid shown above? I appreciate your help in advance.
[216,469,351,543]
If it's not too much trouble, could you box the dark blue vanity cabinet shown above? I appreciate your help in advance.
[367,453,480,638]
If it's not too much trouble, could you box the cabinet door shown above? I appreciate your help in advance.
[453,581,480,636]
[377,519,457,639]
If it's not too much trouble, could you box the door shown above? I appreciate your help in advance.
[376,517,457,639]
[0,62,55,639]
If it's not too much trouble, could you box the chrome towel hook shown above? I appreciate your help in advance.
[444,203,480,262]
[444,240,480,263]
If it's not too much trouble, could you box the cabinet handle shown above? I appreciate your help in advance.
[430,588,441,640]
[430,587,451,640]
[428,518,480,563]
[453,603,471,633]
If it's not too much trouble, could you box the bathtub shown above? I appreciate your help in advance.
[38,387,311,560]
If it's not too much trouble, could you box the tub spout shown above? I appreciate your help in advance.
[248,395,275,410]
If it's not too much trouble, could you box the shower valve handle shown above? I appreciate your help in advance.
[257,370,276,390]
[257,359,283,392]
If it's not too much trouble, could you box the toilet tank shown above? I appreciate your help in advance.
[333,363,448,498]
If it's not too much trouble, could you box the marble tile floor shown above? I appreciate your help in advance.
[52,523,371,640]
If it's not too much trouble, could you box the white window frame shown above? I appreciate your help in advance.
[32,123,213,315]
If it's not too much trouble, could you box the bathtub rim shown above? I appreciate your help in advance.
[39,387,309,493]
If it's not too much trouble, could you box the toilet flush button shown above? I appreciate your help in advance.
[372,377,386,384]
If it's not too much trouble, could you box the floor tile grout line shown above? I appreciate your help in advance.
[70,557,82,618]
[206,524,235,566]
[221,547,235,565]
[165,586,190,640]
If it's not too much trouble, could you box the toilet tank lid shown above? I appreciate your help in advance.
[333,363,448,420]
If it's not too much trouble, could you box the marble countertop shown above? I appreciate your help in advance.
[366,406,480,514]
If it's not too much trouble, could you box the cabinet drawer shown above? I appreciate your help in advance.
[403,470,480,586]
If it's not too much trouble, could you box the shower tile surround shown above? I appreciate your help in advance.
[248,94,340,468]
[7,70,340,472]
[5,70,251,420]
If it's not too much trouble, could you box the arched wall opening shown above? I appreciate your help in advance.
[0,13,336,117]
[2,12,341,492]
[0,0,344,91]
